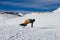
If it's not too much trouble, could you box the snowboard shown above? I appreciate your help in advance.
[19,24,25,28]
[19,23,33,28]
[19,23,25,26]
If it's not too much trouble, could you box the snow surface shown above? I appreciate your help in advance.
[0,7,60,40]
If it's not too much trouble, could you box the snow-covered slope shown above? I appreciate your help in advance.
[53,7,60,13]
[0,8,60,40]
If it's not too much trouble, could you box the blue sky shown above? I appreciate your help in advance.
[0,0,60,12]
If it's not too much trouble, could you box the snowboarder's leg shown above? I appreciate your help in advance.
[20,19,30,26]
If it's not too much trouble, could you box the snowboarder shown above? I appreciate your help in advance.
[20,19,35,27]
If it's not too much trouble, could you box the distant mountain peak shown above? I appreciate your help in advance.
[53,7,60,13]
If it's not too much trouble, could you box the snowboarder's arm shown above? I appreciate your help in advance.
[31,22,33,27]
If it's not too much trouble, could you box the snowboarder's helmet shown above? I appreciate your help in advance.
[32,19,35,22]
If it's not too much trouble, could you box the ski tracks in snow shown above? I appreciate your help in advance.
[6,26,57,40]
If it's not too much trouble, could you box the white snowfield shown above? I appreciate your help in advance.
[0,7,60,40]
